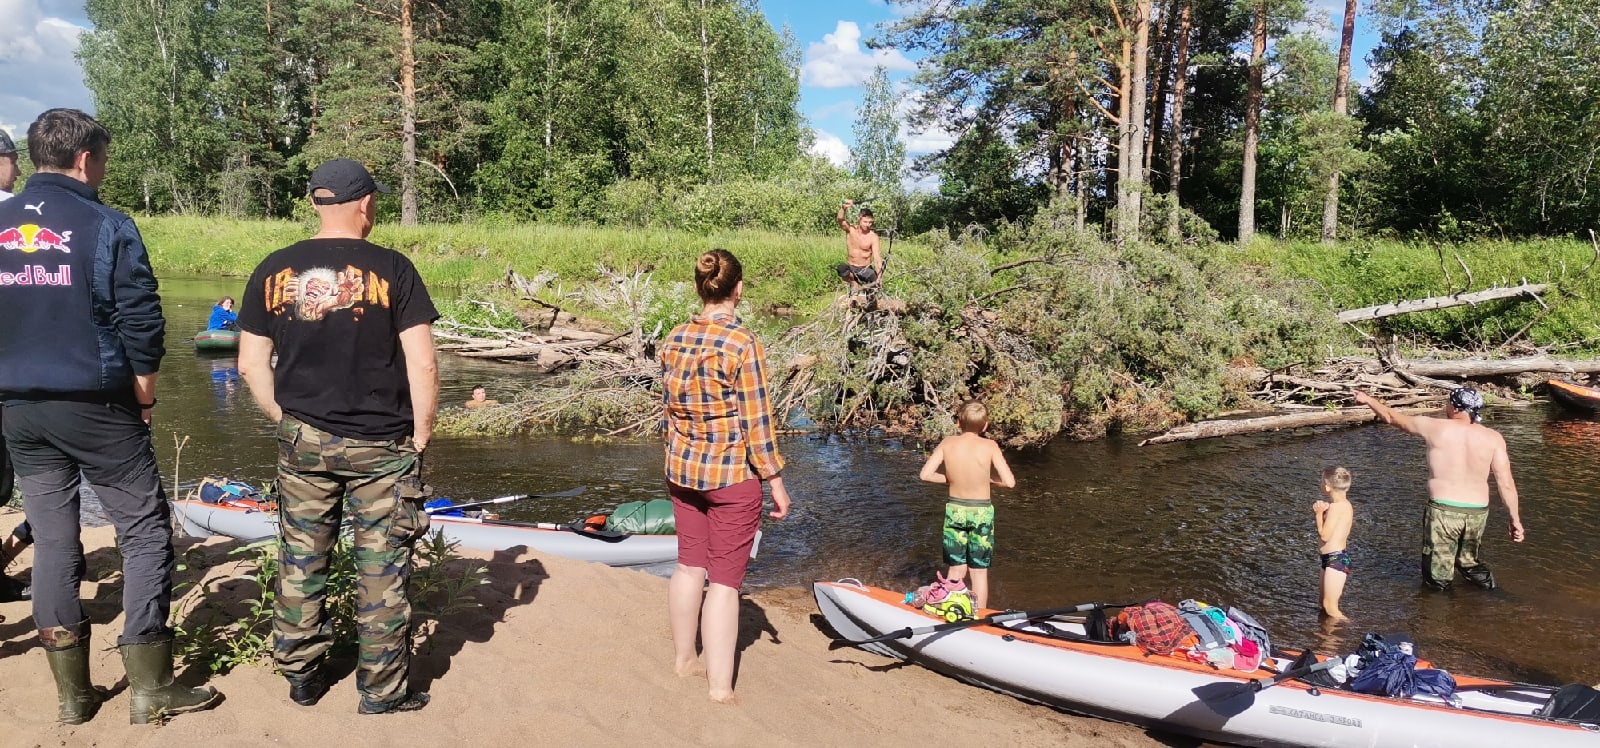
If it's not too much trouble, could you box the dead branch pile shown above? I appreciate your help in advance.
[433,320,650,375]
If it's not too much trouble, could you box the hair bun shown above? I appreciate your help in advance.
[696,253,720,276]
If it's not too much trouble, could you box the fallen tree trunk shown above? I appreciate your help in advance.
[1398,356,1600,377]
[1138,406,1435,446]
[1337,282,1547,323]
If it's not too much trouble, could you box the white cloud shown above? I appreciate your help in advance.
[808,129,851,167]
[801,21,916,89]
[0,0,94,135]
[808,100,858,122]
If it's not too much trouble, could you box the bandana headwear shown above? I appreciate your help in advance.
[1449,387,1484,423]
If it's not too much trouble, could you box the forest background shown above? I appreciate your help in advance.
[8,0,1600,444]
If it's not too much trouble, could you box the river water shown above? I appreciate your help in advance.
[154,277,1600,688]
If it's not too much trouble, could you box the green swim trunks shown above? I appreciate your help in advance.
[942,499,995,569]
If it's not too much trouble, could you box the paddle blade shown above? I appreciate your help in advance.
[535,486,586,499]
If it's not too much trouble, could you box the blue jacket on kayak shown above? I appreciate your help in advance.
[0,172,165,396]
[207,305,238,330]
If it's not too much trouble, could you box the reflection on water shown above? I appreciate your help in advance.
[151,277,1600,687]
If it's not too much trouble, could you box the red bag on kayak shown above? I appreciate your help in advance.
[1121,602,1192,655]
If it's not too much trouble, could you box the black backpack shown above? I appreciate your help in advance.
[1539,684,1600,723]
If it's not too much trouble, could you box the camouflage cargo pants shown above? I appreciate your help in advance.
[1423,502,1493,589]
[273,414,430,709]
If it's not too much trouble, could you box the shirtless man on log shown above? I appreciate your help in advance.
[1354,388,1525,590]
[835,198,882,293]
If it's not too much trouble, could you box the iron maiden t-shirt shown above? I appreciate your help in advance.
[237,238,439,441]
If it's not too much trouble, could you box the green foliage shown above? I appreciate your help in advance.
[1251,237,1600,351]
[174,528,486,674]
[851,67,906,195]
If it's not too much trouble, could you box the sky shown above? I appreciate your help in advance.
[1,0,1378,171]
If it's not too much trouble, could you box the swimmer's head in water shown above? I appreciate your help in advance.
[1448,387,1484,423]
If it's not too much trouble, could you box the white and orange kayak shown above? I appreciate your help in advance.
[172,498,681,569]
[1548,379,1600,413]
[814,581,1600,747]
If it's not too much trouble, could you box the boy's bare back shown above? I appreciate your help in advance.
[920,432,1016,501]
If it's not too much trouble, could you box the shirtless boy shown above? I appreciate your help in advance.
[1355,388,1525,590]
[918,401,1016,609]
[835,198,882,291]
[1313,467,1354,619]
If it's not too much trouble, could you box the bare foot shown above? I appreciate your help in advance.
[708,690,741,705]
[674,660,706,678]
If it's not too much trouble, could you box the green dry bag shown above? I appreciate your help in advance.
[603,499,676,535]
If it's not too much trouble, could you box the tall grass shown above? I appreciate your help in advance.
[1249,238,1600,352]
[140,216,925,316]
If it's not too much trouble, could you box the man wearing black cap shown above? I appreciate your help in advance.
[1354,388,1525,590]
[237,158,439,714]
[0,130,20,200]
[0,108,221,725]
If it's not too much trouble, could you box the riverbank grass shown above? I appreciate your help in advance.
[140,216,913,316]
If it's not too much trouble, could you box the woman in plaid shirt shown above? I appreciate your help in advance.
[661,249,792,704]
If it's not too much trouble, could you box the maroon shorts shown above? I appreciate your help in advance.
[669,478,763,588]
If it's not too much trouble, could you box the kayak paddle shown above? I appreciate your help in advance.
[829,602,1116,650]
[1203,657,1338,703]
[441,515,628,543]
[425,486,586,514]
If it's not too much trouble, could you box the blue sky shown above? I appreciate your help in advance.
[3,0,1380,170]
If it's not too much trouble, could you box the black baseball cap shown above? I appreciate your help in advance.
[0,131,19,156]
[308,158,389,205]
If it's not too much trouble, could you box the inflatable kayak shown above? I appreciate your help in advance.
[1547,379,1600,413]
[814,581,1598,748]
[172,497,681,568]
[193,329,240,351]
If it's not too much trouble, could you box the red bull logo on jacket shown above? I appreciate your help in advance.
[0,224,73,254]
[0,265,70,286]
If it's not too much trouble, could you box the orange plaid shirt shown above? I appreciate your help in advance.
[660,313,785,491]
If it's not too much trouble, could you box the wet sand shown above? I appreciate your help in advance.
[0,510,1166,747]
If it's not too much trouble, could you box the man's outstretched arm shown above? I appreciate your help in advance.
[1354,391,1426,435]
[836,199,852,232]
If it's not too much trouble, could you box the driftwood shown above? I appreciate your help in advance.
[1139,406,1436,446]
[1396,356,1600,377]
[1337,282,1547,323]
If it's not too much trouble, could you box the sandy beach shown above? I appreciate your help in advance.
[0,509,1165,747]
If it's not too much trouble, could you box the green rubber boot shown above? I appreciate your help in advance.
[121,639,222,724]
[44,643,102,724]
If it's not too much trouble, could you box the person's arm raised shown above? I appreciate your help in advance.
[237,331,282,423]
[1353,390,1427,435]
[400,323,439,451]
[837,199,852,232]
[1491,435,1525,542]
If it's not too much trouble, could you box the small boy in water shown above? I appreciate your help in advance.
[919,401,1016,610]
[1313,466,1355,620]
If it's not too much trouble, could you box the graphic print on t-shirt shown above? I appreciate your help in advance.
[261,264,390,321]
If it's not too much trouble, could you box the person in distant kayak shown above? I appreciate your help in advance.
[207,296,238,331]
[918,400,1015,610]
[660,248,791,704]
[1313,466,1354,620]
[1354,388,1524,590]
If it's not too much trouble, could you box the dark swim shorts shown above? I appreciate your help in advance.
[1320,550,1352,575]
[836,263,879,285]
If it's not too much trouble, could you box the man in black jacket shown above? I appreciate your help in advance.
[0,109,220,725]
